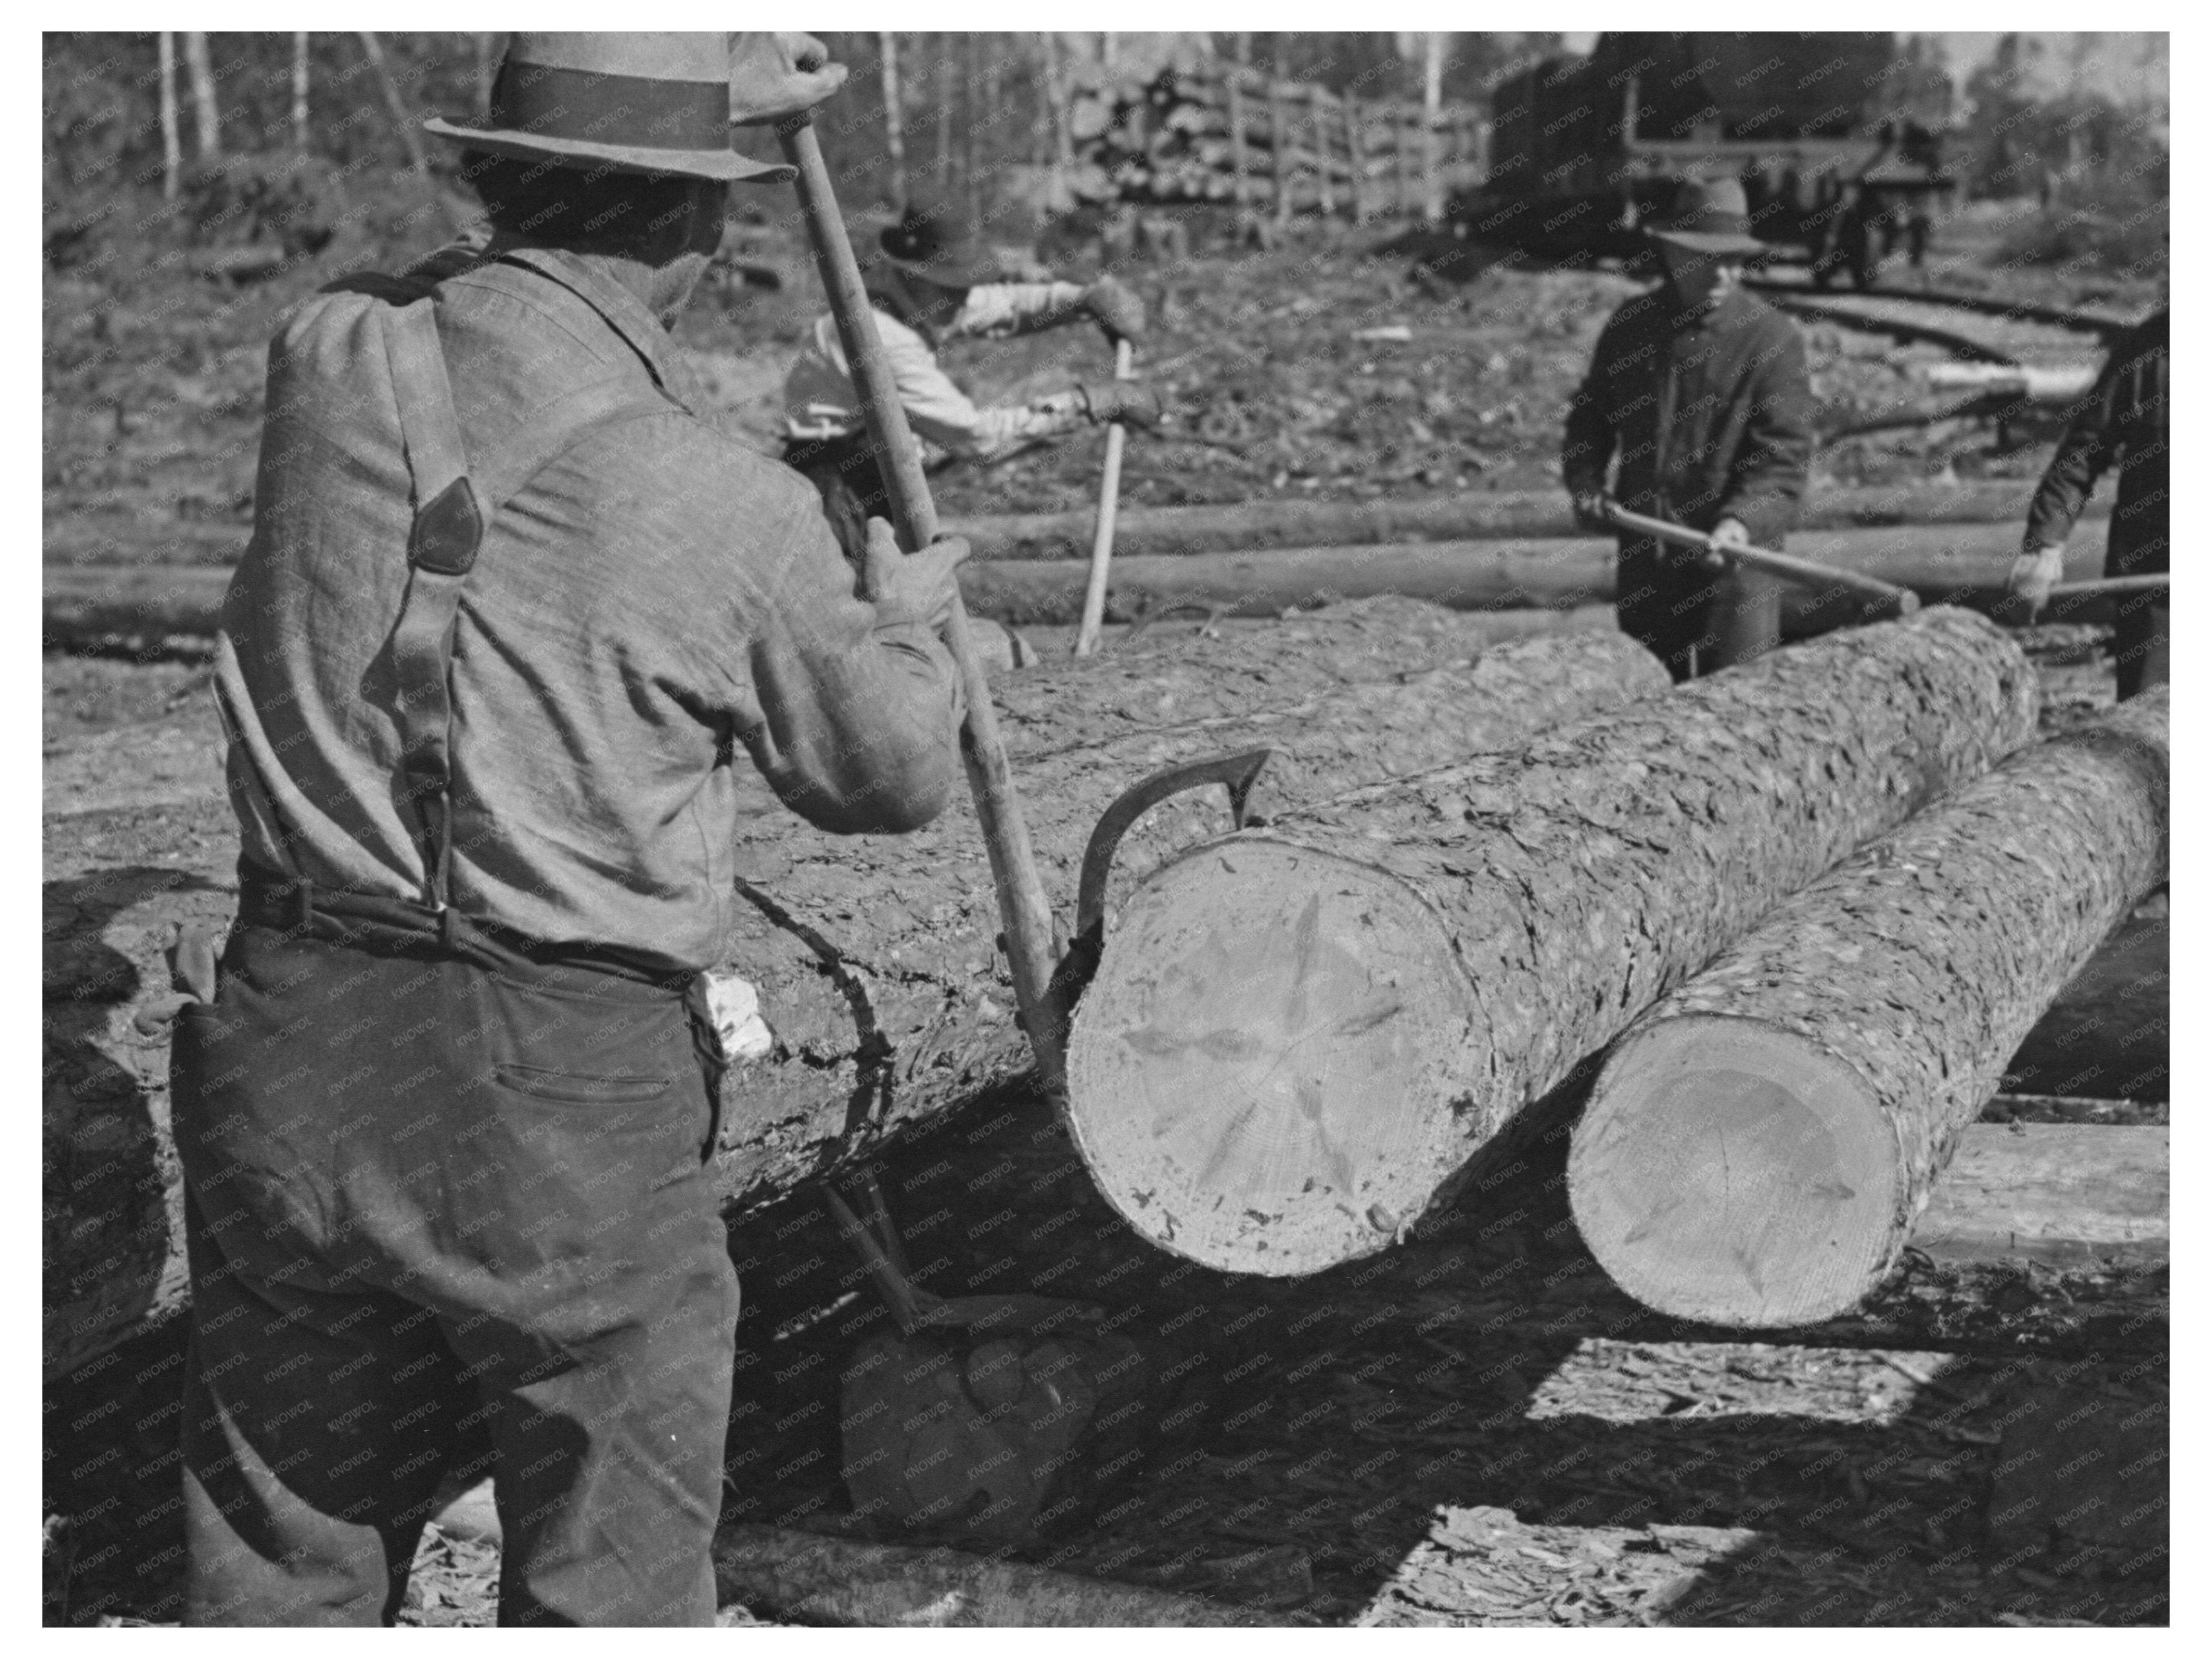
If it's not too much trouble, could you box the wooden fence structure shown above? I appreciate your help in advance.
[1071,64,1489,221]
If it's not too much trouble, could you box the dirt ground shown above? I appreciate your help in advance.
[43,188,2166,1628]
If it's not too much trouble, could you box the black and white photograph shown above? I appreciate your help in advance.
[39,18,2175,1629]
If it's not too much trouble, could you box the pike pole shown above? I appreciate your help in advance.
[1073,338,1136,657]
[777,112,1068,1087]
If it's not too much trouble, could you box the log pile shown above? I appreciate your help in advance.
[1569,689,2168,1326]
[1064,608,2041,1276]
[710,604,1669,1213]
[1069,65,1484,217]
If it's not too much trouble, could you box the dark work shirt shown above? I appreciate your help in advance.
[1562,286,1816,545]
[2024,309,2168,577]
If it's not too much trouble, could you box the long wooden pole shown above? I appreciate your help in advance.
[1074,338,1136,656]
[1601,500,1918,615]
[775,114,1067,1086]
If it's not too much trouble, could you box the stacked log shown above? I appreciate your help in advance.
[1568,689,2168,1327]
[710,612,1669,1213]
[1063,609,2040,1275]
[1067,65,1483,214]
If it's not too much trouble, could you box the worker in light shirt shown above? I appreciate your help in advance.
[783,196,1164,560]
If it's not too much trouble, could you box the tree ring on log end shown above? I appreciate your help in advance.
[1570,1015,1897,1328]
[1066,838,1477,1277]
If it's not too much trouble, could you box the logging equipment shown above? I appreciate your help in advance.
[1599,499,1920,617]
[1075,337,1137,657]
[776,110,1068,1087]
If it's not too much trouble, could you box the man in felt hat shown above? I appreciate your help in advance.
[1561,175,1816,680]
[173,33,969,1626]
[784,195,1164,560]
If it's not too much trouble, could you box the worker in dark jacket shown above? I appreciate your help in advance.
[1562,177,1817,680]
[2014,308,2169,699]
[172,35,967,1627]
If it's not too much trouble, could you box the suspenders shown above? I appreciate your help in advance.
[376,276,665,921]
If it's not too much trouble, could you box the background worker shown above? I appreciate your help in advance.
[173,33,967,1626]
[783,197,1164,560]
[2012,306,2169,699]
[1562,176,1817,681]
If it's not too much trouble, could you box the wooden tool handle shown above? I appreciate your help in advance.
[2048,574,2168,601]
[1073,337,1136,658]
[1602,501,1918,616]
[777,114,1067,1085]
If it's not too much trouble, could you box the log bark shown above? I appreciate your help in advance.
[1064,609,2040,1276]
[1569,690,2168,1326]
[714,1525,1272,1626]
[711,624,1667,1213]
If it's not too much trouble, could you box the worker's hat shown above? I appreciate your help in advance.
[877,198,1005,289]
[1646,176,1767,258]
[424,33,793,183]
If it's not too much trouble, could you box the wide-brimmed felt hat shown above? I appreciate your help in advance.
[1646,176,1766,257]
[877,198,1003,288]
[424,33,793,184]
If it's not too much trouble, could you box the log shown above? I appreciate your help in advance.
[714,1525,1272,1626]
[710,623,1667,1213]
[1568,690,2169,1326]
[40,516,2116,646]
[1064,609,2039,1276]
[944,482,2101,562]
[952,523,2110,629]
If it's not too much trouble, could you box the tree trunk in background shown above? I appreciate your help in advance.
[1065,610,2039,1276]
[182,31,220,161]
[290,32,310,155]
[1423,32,1446,220]
[356,31,433,183]
[935,42,954,197]
[475,33,498,116]
[878,32,907,211]
[709,620,1665,1215]
[1042,33,1075,189]
[157,32,182,199]
[963,33,983,223]
[1571,690,2169,1328]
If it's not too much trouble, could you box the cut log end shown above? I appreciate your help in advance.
[1569,1015,1901,1327]
[1066,839,1475,1276]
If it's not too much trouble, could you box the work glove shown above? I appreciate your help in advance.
[2007,543,2067,615]
[860,516,969,633]
[1080,380,1163,431]
[1703,515,1750,572]
[1569,489,1615,534]
[1082,275,1147,345]
[729,32,848,127]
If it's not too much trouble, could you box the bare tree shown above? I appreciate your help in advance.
[935,40,953,196]
[1423,31,1448,220]
[291,31,310,156]
[877,32,907,211]
[356,31,434,184]
[157,31,182,199]
[182,31,220,160]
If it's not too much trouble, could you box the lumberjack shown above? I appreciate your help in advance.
[171,33,969,1626]
[1561,175,1817,680]
[782,195,1166,562]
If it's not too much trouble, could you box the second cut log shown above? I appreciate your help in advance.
[1568,689,2169,1326]
[1064,610,2039,1275]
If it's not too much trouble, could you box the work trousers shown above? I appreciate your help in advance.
[170,881,738,1626]
[1614,536,1784,683]
[2106,533,2169,703]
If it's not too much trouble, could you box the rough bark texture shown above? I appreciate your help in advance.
[1066,608,2040,1276]
[714,1526,1272,1626]
[712,626,1667,1214]
[942,480,2089,562]
[1570,690,2168,1326]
